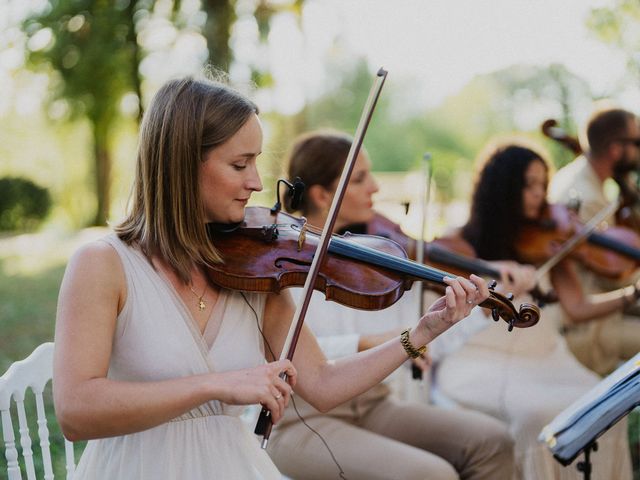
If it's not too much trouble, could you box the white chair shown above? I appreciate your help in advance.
[1,342,76,479]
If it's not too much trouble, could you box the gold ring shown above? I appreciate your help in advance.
[466,300,474,305]
[274,394,282,400]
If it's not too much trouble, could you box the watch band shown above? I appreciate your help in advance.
[400,328,427,359]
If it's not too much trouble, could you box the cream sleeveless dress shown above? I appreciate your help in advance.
[72,234,282,479]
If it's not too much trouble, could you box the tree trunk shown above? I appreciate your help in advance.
[127,0,144,123]
[92,120,111,226]
[202,0,236,70]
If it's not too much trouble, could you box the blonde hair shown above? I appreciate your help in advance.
[115,77,258,282]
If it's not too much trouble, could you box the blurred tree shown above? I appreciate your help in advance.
[23,0,146,226]
[297,61,594,200]
[587,0,640,84]
[201,0,236,71]
[430,64,593,174]
[200,0,303,86]
[299,59,425,173]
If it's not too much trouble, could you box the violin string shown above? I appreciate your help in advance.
[240,292,348,480]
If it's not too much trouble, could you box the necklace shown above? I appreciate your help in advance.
[188,283,207,311]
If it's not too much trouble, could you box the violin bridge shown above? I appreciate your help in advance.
[297,222,307,251]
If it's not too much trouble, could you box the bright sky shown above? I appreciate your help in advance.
[0,0,635,119]
[262,0,635,115]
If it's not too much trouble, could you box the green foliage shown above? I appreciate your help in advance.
[22,0,144,225]
[588,0,640,46]
[0,177,51,231]
[587,0,640,81]
[0,111,101,230]
[288,59,593,201]
[23,1,139,125]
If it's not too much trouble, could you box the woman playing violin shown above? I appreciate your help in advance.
[433,140,632,480]
[267,130,515,480]
[53,76,490,480]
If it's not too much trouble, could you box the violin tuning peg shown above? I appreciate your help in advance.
[491,309,500,322]
[508,320,515,332]
[488,279,498,290]
[506,293,514,301]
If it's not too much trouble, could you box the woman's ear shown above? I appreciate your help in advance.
[307,184,332,212]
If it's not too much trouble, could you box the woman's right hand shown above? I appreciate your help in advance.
[491,260,537,297]
[214,359,297,424]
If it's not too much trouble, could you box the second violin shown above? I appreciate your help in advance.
[516,202,640,281]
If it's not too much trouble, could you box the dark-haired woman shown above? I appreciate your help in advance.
[53,76,489,480]
[434,141,632,480]
[266,130,516,480]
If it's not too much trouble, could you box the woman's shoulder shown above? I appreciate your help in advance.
[66,235,126,286]
[72,234,121,262]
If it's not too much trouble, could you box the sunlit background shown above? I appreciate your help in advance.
[0,1,639,476]
[0,1,638,324]
[1,0,639,234]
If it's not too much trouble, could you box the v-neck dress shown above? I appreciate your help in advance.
[71,234,282,479]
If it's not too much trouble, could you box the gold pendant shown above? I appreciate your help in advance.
[198,299,206,311]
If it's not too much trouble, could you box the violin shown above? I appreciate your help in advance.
[350,212,504,280]
[360,212,558,305]
[206,206,540,330]
[541,118,640,232]
[516,203,640,280]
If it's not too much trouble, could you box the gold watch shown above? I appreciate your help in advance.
[400,328,427,359]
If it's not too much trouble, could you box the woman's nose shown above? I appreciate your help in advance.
[369,176,380,194]
[247,165,263,192]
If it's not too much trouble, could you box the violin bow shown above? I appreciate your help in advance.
[412,152,432,381]
[254,67,388,448]
[535,198,621,282]
[416,152,432,310]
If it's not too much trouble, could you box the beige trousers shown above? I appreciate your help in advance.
[268,385,514,480]
[564,315,640,376]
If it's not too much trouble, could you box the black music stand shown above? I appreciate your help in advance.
[539,353,640,480]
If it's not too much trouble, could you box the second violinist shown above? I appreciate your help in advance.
[432,140,633,480]
[267,130,515,480]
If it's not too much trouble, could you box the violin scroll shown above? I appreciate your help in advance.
[480,279,538,331]
[541,119,582,155]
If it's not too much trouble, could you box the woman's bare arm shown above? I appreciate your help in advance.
[54,241,296,440]
[551,259,636,324]
[262,275,486,412]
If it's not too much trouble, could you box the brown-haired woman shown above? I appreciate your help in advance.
[266,130,516,480]
[433,141,633,480]
[53,77,488,480]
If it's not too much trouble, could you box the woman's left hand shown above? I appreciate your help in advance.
[417,274,489,341]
